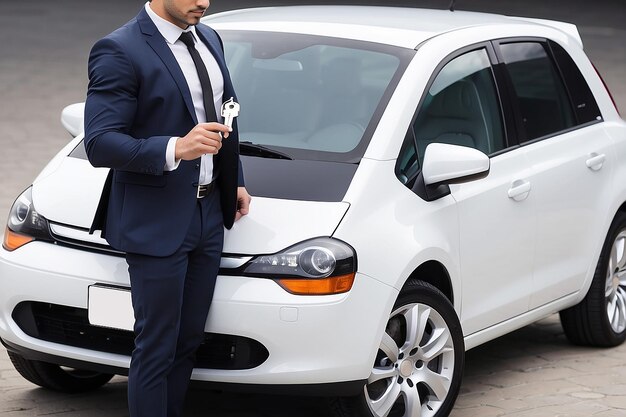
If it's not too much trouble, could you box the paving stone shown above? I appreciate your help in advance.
[603,395,626,410]
[570,391,606,399]
[449,404,506,417]
[594,410,626,417]
[597,384,626,396]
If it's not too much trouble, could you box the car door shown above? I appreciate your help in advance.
[399,46,536,335]
[496,40,615,309]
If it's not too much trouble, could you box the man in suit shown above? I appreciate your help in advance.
[84,1,251,416]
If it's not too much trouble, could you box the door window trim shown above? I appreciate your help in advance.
[396,42,512,200]
[491,36,603,146]
[396,42,515,186]
[411,41,514,156]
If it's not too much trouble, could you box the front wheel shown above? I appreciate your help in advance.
[560,211,626,347]
[7,350,114,393]
[331,280,464,417]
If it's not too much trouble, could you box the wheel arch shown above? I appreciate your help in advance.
[401,260,454,305]
[560,208,626,346]
[575,202,626,306]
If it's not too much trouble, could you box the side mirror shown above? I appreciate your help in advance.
[422,143,490,186]
[61,102,85,137]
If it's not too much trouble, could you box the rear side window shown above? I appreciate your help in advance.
[548,40,602,124]
[500,42,576,141]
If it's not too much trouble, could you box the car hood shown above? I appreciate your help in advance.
[32,157,350,254]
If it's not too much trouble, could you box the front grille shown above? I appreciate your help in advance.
[12,302,268,370]
[48,223,124,257]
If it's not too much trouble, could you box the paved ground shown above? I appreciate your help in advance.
[0,0,625,416]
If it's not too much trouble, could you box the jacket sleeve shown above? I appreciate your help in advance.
[84,37,170,175]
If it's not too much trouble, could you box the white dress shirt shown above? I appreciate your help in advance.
[145,3,224,185]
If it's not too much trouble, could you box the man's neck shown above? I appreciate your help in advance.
[148,1,188,30]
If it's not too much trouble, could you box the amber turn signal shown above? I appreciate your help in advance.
[277,273,356,295]
[3,227,34,251]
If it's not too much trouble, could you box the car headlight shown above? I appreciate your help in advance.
[3,187,53,251]
[242,237,357,295]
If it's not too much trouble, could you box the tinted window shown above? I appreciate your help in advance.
[411,48,505,166]
[548,40,602,124]
[500,42,576,141]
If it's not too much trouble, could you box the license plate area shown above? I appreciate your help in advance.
[88,285,134,331]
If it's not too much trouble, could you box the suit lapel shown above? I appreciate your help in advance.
[137,9,198,124]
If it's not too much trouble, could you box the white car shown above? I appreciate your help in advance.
[2,6,625,417]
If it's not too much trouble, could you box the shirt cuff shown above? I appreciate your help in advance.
[164,137,181,171]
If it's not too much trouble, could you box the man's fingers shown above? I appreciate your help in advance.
[238,198,250,215]
[177,123,232,160]
[184,137,221,157]
[235,187,251,222]
[193,128,224,141]
[192,123,231,142]
[200,136,222,151]
[197,122,232,135]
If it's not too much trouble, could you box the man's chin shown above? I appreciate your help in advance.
[188,12,205,22]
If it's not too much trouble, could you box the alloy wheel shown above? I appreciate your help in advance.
[605,230,626,333]
[364,302,455,417]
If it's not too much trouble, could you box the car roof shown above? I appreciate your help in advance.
[203,6,581,49]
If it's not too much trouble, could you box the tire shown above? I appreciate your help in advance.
[7,350,114,393]
[330,280,464,417]
[560,211,626,347]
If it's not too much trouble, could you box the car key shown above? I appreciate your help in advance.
[221,97,240,129]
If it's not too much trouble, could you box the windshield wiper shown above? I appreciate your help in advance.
[239,141,293,160]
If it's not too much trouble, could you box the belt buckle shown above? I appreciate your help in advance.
[197,184,208,199]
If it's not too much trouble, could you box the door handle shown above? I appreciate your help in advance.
[586,153,606,171]
[508,180,531,202]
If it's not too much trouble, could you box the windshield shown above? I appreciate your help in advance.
[221,31,413,163]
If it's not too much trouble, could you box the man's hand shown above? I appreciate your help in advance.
[235,187,251,221]
[175,123,232,161]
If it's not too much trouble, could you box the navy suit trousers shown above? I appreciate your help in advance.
[125,188,224,417]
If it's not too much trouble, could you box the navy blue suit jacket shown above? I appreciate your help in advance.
[84,8,243,257]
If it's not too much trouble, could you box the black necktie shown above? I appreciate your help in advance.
[179,31,218,123]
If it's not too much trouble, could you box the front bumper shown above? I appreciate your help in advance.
[0,240,397,386]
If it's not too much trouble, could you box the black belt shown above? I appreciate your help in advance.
[197,182,215,199]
